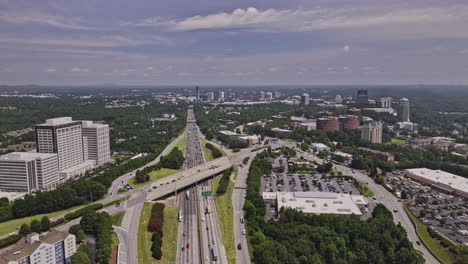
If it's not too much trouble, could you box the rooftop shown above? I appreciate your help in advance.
[273,191,366,215]
[405,168,468,193]
[0,152,57,162]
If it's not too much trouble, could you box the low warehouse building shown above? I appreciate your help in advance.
[404,168,468,198]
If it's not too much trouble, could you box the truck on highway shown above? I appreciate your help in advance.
[186,191,190,200]
[211,246,219,261]
[179,209,183,222]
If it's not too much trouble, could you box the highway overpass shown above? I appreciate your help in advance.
[145,156,232,201]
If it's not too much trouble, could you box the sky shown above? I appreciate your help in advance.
[1,0,468,86]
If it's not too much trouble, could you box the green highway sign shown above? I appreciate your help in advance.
[234,187,246,189]
[201,191,212,196]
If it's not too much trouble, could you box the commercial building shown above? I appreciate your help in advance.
[316,117,340,131]
[271,128,293,136]
[238,136,261,147]
[273,91,280,99]
[196,86,200,101]
[404,168,468,198]
[81,121,111,166]
[361,121,382,144]
[310,143,330,152]
[335,95,342,103]
[398,97,410,122]
[0,230,76,264]
[0,152,59,193]
[217,130,239,140]
[299,122,316,131]
[35,117,84,171]
[339,115,360,130]
[265,192,367,215]
[347,108,362,116]
[206,92,214,102]
[218,91,224,101]
[363,108,395,114]
[395,122,418,132]
[358,147,395,161]
[357,89,369,103]
[260,91,266,101]
[300,93,310,105]
[378,97,393,108]
[265,92,273,100]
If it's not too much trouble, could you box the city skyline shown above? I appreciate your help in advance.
[1,0,468,85]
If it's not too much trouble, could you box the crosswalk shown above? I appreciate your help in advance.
[121,207,134,231]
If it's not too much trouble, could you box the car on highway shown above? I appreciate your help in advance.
[416,241,421,246]
[186,243,190,248]
[237,243,242,250]
[242,229,246,235]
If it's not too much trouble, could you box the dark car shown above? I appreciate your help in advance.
[237,243,242,250]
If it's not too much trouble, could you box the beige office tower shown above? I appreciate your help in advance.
[361,122,383,144]
[81,121,111,166]
[35,117,84,171]
[0,152,59,193]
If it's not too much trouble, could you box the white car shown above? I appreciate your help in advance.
[242,229,246,235]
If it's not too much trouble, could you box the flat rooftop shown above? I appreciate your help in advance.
[271,191,367,215]
[405,168,468,193]
[0,152,57,161]
[37,117,75,126]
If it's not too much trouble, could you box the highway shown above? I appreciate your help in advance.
[271,139,439,264]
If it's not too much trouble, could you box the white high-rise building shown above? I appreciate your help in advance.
[260,91,266,100]
[206,92,214,102]
[379,97,393,108]
[266,92,273,100]
[82,121,111,166]
[361,122,383,144]
[35,117,84,171]
[301,93,310,105]
[273,91,280,99]
[398,97,410,122]
[335,95,342,103]
[218,91,224,101]
[0,152,59,193]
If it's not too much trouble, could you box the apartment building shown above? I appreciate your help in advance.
[81,121,111,166]
[0,230,76,264]
[361,122,383,144]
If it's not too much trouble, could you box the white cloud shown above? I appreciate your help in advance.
[45,68,57,72]
[124,5,468,39]
[343,45,350,53]
[0,10,96,30]
[71,67,89,72]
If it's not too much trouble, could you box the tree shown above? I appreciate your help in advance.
[76,230,85,243]
[152,245,162,260]
[70,250,90,264]
[19,223,31,236]
[41,216,50,232]
[30,219,42,233]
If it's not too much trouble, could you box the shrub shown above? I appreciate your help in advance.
[148,203,165,232]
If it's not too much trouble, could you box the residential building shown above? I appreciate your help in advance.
[316,117,340,131]
[378,97,393,108]
[398,97,410,122]
[404,168,468,198]
[0,152,59,193]
[0,230,76,264]
[358,147,395,161]
[206,92,214,102]
[35,117,84,171]
[218,91,224,101]
[361,121,382,144]
[81,121,111,166]
[357,89,369,103]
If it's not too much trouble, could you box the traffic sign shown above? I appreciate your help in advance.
[201,191,212,196]
[234,187,246,189]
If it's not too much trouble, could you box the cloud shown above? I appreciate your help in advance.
[343,45,350,53]
[70,67,89,72]
[0,10,96,30]
[123,5,468,39]
[45,68,57,72]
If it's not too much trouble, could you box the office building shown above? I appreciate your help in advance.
[335,95,342,103]
[81,121,111,166]
[218,91,224,101]
[347,108,362,116]
[316,117,340,131]
[238,136,261,147]
[358,147,394,161]
[259,91,266,101]
[206,92,214,102]
[0,230,76,264]
[0,152,59,193]
[398,97,410,122]
[196,86,200,101]
[396,122,418,132]
[357,89,369,103]
[404,168,468,198]
[339,115,360,130]
[300,93,310,105]
[361,121,382,144]
[265,92,273,100]
[273,91,280,99]
[378,97,393,108]
[35,117,84,171]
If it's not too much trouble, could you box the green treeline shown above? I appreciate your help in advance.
[205,142,223,158]
[215,167,234,195]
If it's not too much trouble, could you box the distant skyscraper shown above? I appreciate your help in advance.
[273,91,280,98]
[35,117,84,171]
[266,92,273,100]
[379,97,393,108]
[357,89,369,103]
[196,86,200,101]
[335,95,342,103]
[206,92,214,101]
[398,97,410,122]
[301,93,310,105]
[260,91,266,100]
[361,122,383,144]
[218,91,224,101]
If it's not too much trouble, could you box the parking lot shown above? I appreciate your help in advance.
[384,174,468,246]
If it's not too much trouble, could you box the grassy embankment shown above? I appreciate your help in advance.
[353,178,375,197]
[201,138,225,162]
[212,167,237,264]
[137,202,179,264]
